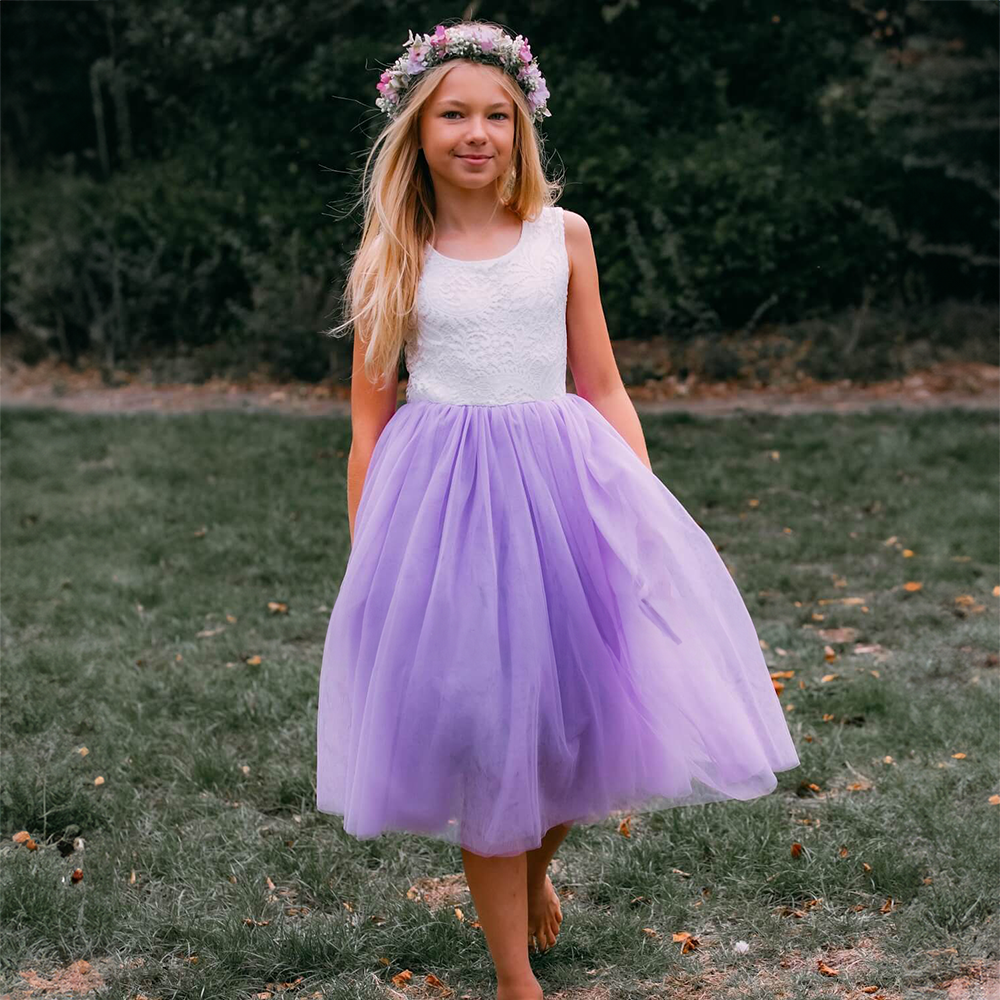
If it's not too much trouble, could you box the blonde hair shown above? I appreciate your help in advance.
[324,23,564,390]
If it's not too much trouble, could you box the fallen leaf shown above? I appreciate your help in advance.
[903,581,923,592]
[791,842,804,858]
[817,959,839,976]
[671,930,699,953]
[818,627,857,642]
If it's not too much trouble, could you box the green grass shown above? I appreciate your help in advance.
[1,405,997,999]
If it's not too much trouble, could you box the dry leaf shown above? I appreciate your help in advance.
[821,673,838,683]
[903,581,923,592]
[619,814,632,837]
[989,794,1000,805]
[790,842,804,858]
[817,959,839,976]
[951,752,967,759]
[823,645,837,662]
[818,627,857,642]
[671,931,699,953]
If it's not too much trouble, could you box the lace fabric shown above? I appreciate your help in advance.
[405,205,569,405]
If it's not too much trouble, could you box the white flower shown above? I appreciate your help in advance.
[733,940,750,954]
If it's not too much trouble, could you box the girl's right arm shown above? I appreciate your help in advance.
[346,330,399,545]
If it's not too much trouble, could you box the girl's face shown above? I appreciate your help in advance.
[419,62,516,191]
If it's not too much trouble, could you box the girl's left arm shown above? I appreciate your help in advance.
[563,209,652,471]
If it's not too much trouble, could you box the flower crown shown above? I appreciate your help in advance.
[375,23,551,126]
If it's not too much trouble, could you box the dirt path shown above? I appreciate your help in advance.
[1,360,996,417]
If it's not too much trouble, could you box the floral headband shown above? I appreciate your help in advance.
[375,23,551,125]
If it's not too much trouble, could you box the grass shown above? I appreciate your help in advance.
[0,404,997,1000]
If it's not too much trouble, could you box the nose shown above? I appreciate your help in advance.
[464,117,489,141]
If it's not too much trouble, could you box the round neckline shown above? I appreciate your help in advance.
[426,216,527,264]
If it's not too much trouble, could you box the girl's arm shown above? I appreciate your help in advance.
[346,329,399,545]
[563,210,652,471]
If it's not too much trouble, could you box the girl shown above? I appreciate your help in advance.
[317,19,799,999]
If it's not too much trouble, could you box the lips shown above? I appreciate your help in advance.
[458,154,491,161]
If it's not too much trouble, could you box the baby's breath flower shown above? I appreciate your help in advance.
[373,22,551,125]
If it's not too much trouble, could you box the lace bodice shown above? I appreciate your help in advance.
[404,205,569,405]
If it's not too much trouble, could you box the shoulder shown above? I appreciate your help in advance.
[550,208,592,282]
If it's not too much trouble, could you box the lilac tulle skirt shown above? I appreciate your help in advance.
[315,392,800,857]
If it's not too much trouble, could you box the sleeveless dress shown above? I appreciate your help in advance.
[315,205,800,857]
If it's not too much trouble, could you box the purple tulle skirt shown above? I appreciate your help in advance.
[315,392,800,857]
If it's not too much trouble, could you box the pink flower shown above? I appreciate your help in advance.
[519,41,533,64]
[431,24,448,48]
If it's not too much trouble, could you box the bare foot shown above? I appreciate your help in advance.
[526,873,563,953]
[496,978,543,1000]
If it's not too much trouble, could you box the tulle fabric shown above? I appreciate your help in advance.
[316,393,800,857]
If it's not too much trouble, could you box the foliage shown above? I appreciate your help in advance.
[1,0,996,378]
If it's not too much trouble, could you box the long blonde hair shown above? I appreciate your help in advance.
[325,24,564,390]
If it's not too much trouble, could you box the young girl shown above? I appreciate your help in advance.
[317,19,799,998]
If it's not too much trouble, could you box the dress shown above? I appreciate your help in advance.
[315,205,800,858]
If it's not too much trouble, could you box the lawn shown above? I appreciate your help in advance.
[1,405,997,999]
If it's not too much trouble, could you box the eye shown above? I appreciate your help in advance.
[442,111,509,120]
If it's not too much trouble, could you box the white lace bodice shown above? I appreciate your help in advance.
[404,205,569,405]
